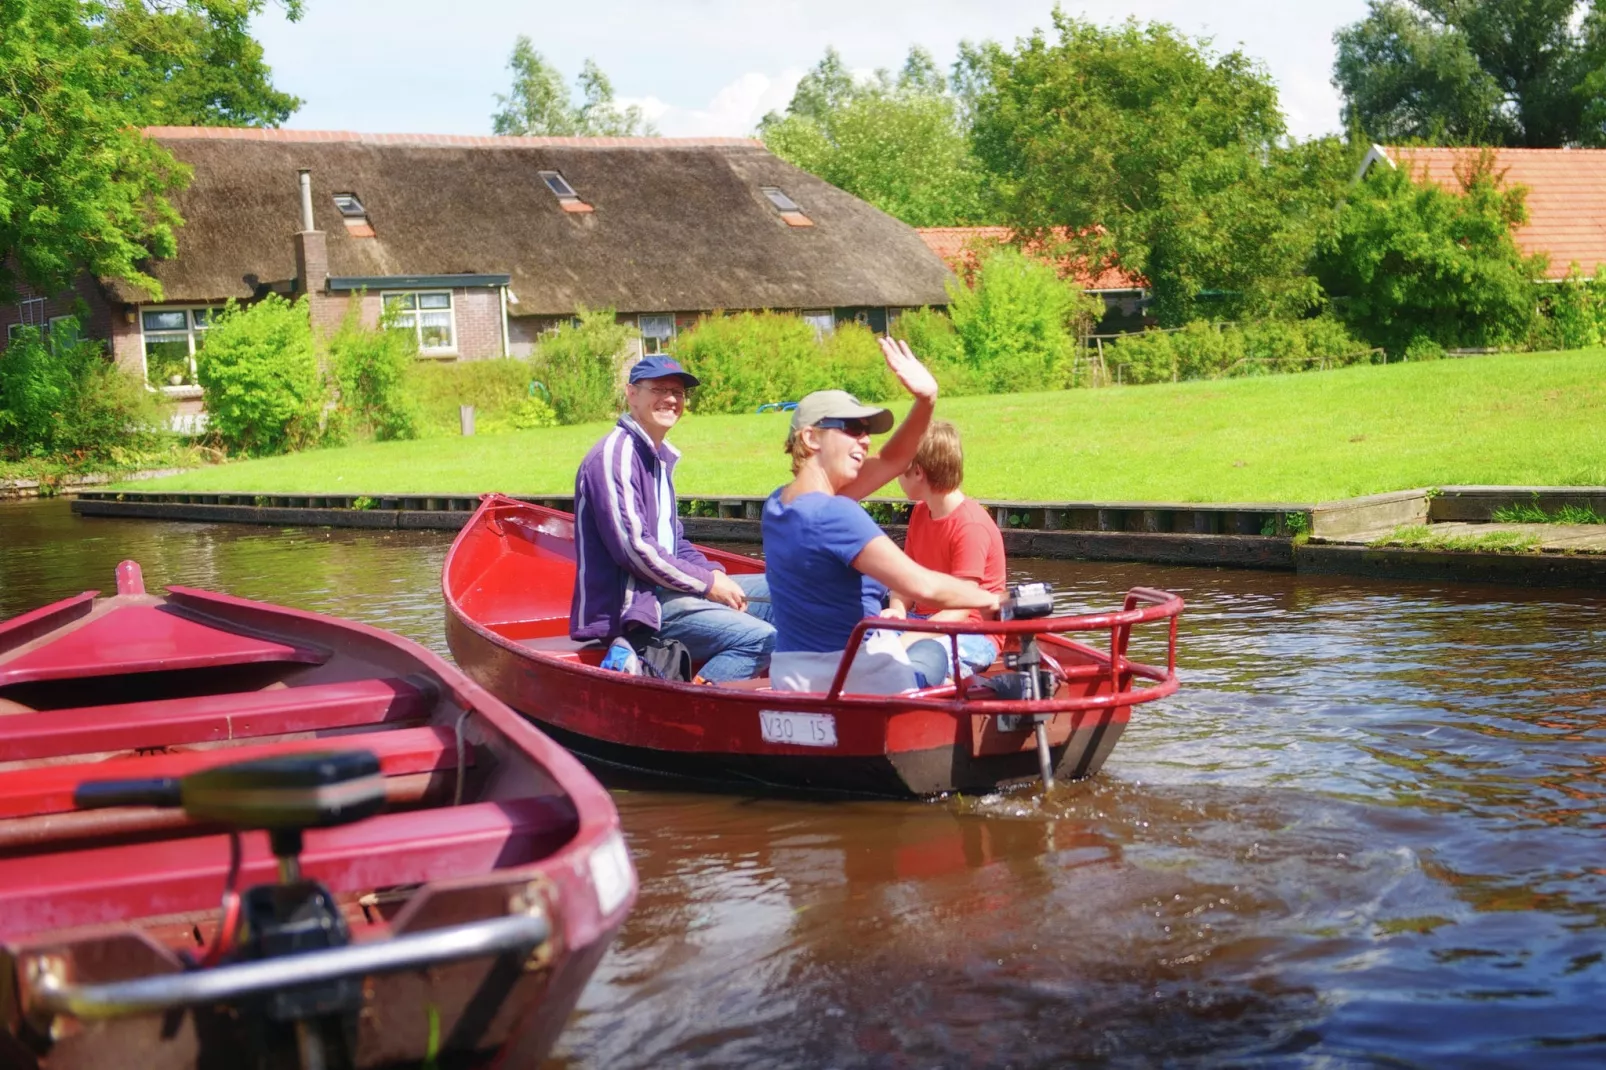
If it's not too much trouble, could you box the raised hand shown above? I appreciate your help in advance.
[878,337,938,403]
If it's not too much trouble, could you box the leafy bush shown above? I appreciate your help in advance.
[896,307,984,395]
[1106,317,1373,384]
[1315,150,1541,356]
[529,308,635,424]
[508,393,558,430]
[1541,263,1606,350]
[821,322,896,402]
[328,301,420,441]
[946,247,1099,392]
[195,295,325,457]
[1402,337,1446,362]
[0,327,163,460]
[408,358,536,436]
[674,311,822,414]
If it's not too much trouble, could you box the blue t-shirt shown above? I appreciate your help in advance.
[763,490,886,653]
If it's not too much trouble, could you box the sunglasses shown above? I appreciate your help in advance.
[813,417,876,436]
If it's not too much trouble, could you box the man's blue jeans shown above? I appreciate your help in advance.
[655,573,775,682]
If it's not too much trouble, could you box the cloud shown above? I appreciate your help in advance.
[619,69,805,138]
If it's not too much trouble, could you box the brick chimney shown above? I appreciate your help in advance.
[292,168,337,335]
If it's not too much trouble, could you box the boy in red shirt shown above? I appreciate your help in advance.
[882,420,1007,677]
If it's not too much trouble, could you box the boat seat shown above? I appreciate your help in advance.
[714,678,773,691]
[0,677,434,765]
[516,635,604,665]
[0,796,575,942]
[0,725,468,820]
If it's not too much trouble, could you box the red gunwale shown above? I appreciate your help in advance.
[0,564,637,1069]
[442,493,1185,797]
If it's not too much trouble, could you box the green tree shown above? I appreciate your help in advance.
[95,1,305,128]
[0,0,188,300]
[1333,0,1600,147]
[1314,150,1542,353]
[970,13,1349,325]
[759,47,993,226]
[195,294,325,456]
[491,38,656,136]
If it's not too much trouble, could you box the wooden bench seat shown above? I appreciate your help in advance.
[0,677,433,765]
[516,635,604,665]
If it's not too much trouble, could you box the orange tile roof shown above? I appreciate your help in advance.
[1380,146,1606,278]
[916,226,1146,291]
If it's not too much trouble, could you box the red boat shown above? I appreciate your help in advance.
[0,560,636,1069]
[443,494,1184,798]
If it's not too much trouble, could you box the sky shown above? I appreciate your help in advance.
[253,0,1374,141]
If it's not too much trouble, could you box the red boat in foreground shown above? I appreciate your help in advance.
[0,561,635,1069]
[443,494,1184,798]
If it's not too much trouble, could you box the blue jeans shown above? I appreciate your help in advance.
[906,613,999,681]
[654,573,775,682]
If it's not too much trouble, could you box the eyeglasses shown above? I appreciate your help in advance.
[813,417,875,436]
[645,385,688,400]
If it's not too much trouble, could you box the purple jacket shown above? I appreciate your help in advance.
[569,415,723,641]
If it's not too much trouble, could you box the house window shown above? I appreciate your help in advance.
[5,324,26,344]
[540,171,578,199]
[639,314,675,355]
[140,306,220,387]
[762,187,801,212]
[332,193,366,219]
[383,291,455,354]
[48,315,81,351]
[802,310,834,338]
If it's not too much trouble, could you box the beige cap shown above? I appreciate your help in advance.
[788,390,894,436]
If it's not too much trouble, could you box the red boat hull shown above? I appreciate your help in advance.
[0,562,636,1069]
[442,495,1183,798]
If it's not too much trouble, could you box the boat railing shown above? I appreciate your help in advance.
[25,912,551,1022]
[822,586,1183,711]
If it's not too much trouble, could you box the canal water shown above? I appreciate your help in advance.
[3,499,1603,1068]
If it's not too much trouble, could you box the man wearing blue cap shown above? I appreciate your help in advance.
[569,354,774,681]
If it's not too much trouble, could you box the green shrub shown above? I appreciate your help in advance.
[508,393,558,429]
[1300,316,1374,367]
[1402,336,1446,362]
[1105,329,1176,384]
[328,300,420,441]
[0,327,163,461]
[529,308,635,424]
[896,307,983,395]
[1171,321,1245,379]
[674,311,823,414]
[195,295,325,457]
[821,322,896,402]
[946,247,1099,392]
[408,358,536,436]
[1544,263,1605,350]
[1240,319,1308,373]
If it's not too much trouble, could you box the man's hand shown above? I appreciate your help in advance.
[879,337,938,403]
[878,605,907,620]
[706,570,749,611]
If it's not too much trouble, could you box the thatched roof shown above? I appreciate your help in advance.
[114,128,955,313]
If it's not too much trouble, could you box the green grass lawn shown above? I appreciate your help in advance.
[116,349,1606,504]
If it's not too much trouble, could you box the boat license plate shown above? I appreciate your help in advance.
[759,710,838,748]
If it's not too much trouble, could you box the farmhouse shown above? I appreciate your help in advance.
[1358,144,1606,277]
[1,127,954,415]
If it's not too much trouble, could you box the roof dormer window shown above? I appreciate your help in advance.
[540,170,593,214]
[332,192,375,237]
[761,186,813,227]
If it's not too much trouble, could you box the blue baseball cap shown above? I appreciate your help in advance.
[627,354,700,387]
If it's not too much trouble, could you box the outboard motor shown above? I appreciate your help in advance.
[74,750,387,1070]
[996,582,1059,790]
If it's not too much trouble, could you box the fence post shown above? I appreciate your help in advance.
[459,405,475,436]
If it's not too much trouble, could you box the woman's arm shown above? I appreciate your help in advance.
[852,536,998,612]
[840,339,938,501]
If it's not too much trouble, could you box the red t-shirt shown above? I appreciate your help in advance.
[903,497,1007,646]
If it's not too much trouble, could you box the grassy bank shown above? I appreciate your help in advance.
[114,350,1606,503]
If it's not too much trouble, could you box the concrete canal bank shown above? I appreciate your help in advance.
[72,485,1606,587]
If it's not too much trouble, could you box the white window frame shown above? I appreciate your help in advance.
[5,323,25,343]
[382,290,457,356]
[802,309,835,338]
[138,305,221,389]
[762,186,802,212]
[639,314,676,356]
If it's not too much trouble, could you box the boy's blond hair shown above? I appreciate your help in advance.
[911,420,964,493]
